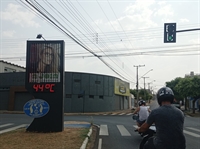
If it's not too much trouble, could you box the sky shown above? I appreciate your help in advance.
[0,0,200,92]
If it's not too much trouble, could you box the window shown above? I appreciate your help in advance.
[89,95,94,99]
[74,79,81,83]
[0,87,9,91]
[4,67,16,72]
[78,95,84,98]
[99,96,103,99]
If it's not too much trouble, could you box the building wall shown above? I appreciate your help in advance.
[0,90,9,110]
[0,72,130,112]
[185,71,200,77]
[64,72,116,112]
[0,60,25,73]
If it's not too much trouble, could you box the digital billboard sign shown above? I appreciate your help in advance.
[25,40,64,132]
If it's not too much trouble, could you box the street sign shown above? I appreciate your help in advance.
[24,99,50,118]
[164,23,176,43]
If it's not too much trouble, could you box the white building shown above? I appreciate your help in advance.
[185,71,200,77]
[0,60,25,73]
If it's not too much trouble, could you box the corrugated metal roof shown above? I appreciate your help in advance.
[0,60,25,69]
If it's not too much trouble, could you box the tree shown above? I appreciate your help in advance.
[130,89,137,98]
[175,76,200,113]
[130,89,153,104]
[166,77,184,101]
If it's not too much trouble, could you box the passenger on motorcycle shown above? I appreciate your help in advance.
[137,87,186,149]
[133,100,151,127]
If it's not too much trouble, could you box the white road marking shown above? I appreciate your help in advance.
[99,125,109,136]
[111,113,117,115]
[126,113,133,115]
[183,130,200,138]
[0,123,14,128]
[117,125,131,136]
[134,125,200,137]
[133,125,138,129]
[98,138,102,149]
[0,124,27,134]
[119,113,125,115]
[186,127,200,133]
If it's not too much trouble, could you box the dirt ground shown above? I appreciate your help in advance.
[0,123,98,149]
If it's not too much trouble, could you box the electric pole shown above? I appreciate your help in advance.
[142,77,149,101]
[133,65,145,106]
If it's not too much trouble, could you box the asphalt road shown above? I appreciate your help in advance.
[65,115,200,149]
[0,112,200,149]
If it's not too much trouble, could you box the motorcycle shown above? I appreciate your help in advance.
[135,125,156,149]
[132,114,156,149]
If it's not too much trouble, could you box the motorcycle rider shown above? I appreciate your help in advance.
[133,100,151,127]
[137,87,186,149]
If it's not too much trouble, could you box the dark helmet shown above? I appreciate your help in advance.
[138,100,146,106]
[156,87,174,106]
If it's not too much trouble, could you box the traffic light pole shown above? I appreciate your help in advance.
[164,22,200,43]
[176,28,200,33]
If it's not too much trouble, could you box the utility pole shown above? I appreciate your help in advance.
[143,77,149,90]
[142,77,149,101]
[148,83,150,90]
[148,80,155,90]
[133,65,145,106]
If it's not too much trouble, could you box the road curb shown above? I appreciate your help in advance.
[80,124,99,149]
[80,127,92,149]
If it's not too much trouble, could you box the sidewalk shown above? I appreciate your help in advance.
[1,108,200,117]
[183,110,200,117]
[180,106,200,117]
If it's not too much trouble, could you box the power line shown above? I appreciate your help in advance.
[64,0,137,81]
[1,44,199,59]
[23,0,136,83]
[4,1,200,86]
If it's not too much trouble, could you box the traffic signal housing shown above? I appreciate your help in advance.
[164,23,176,43]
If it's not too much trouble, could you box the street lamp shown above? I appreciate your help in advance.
[36,34,46,40]
[139,69,153,80]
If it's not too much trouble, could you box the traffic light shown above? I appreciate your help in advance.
[164,23,176,43]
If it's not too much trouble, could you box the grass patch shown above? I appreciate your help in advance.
[0,127,89,149]
[80,128,89,138]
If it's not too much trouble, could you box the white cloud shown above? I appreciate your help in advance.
[179,18,189,23]
[119,1,158,30]
[134,0,155,10]
[125,0,155,15]
[0,3,40,28]
[154,5,174,16]
[158,1,166,5]
[93,19,104,27]
[189,38,200,44]
[2,30,16,37]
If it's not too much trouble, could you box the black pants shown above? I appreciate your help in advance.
[143,137,156,149]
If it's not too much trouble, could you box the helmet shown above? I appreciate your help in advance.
[156,87,174,106]
[138,100,146,106]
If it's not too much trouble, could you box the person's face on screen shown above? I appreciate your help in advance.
[41,48,53,65]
